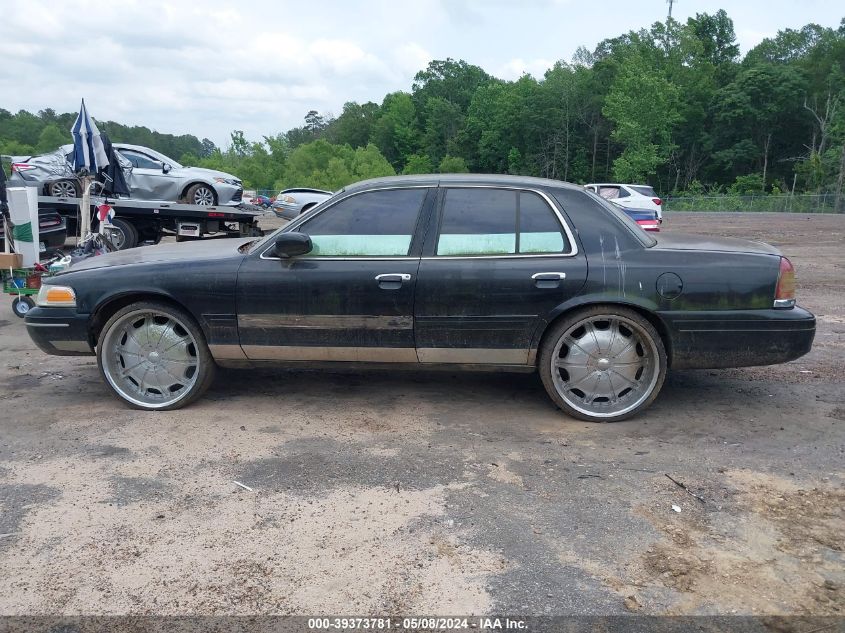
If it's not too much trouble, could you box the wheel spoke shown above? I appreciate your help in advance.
[586,322,602,354]
[610,368,638,388]
[607,319,619,356]
[155,321,175,349]
[612,340,636,362]
[564,336,596,360]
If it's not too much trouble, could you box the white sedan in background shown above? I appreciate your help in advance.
[585,183,663,221]
[270,188,333,220]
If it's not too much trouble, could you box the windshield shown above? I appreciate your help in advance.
[630,185,657,197]
[585,191,657,247]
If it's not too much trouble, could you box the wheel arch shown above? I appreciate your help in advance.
[88,291,205,348]
[533,298,673,368]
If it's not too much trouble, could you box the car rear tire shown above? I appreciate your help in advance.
[97,301,216,410]
[48,179,79,198]
[538,305,667,422]
[12,296,35,318]
[106,218,138,250]
[186,184,217,206]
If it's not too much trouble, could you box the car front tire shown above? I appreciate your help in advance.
[97,301,216,410]
[538,305,667,422]
[186,183,217,206]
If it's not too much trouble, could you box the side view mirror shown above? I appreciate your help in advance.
[272,232,312,258]
[162,163,172,174]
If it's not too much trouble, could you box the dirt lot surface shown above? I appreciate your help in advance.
[0,212,842,616]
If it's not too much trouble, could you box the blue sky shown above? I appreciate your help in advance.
[1,0,842,147]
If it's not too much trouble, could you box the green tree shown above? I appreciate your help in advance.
[603,53,681,181]
[370,92,419,169]
[325,101,380,148]
[282,140,394,191]
[713,63,808,187]
[438,155,469,173]
[35,124,67,153]
[402,154,433,174]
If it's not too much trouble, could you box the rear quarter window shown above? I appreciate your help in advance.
[585,191,657,247]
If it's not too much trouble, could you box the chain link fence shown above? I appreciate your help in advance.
[665,193,844,213]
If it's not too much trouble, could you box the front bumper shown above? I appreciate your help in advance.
[215,182,244,206]
[662,306,816,369]
[24,307,94,356]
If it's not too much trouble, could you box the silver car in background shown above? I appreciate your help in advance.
[270,188,333,219]
[9,143,243,206]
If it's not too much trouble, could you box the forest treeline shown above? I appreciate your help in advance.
[2,11,844,197]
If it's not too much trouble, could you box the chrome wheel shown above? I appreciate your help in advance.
[192,186,215,205]
[549,314,660,419]
[101,309,200,408]
[49,180,78,197]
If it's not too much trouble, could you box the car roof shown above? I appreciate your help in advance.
[343,173,585,193]
[281,188,333,194]
[586,183,652,188]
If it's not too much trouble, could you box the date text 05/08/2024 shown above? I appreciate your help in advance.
[307,617,527,630]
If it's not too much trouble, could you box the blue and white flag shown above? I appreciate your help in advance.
[70,99,109,174]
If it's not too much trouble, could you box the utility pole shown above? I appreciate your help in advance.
[667,0,675,21]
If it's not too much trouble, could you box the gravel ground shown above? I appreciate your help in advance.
[0,211,842,616]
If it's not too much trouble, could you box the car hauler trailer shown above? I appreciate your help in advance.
[36,194,264,250]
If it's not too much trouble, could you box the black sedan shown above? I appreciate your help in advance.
[24,175,815,422]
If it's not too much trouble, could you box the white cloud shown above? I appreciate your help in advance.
[1,0,841,147]
[497,58,554,81]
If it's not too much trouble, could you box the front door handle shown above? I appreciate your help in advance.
[532,272,566,288]
[375,273,412,290]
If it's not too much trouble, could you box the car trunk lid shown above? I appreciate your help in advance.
[653,232,781,256]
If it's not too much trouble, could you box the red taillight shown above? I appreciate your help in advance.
[11,163,35,172]
[774,257,796,308]
[652,198,662,205]
[207,212,224,217]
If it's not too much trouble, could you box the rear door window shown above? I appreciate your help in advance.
[436,188,569,256]
[119,149,161,170]
[437,188,516,255]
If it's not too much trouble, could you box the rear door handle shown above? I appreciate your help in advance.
[531,272,566,288]
[375,273,411,289]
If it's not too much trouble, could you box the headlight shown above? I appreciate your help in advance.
[36,284,77,307]
[213,177,240,186]
[280,195,296,203]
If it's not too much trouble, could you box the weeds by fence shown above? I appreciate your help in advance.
[666,194,844,213]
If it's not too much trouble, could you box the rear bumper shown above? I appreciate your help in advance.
[0,222,67,251]
[663,306,816,369]
[270,202,298,220]
[24,307,94,356]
